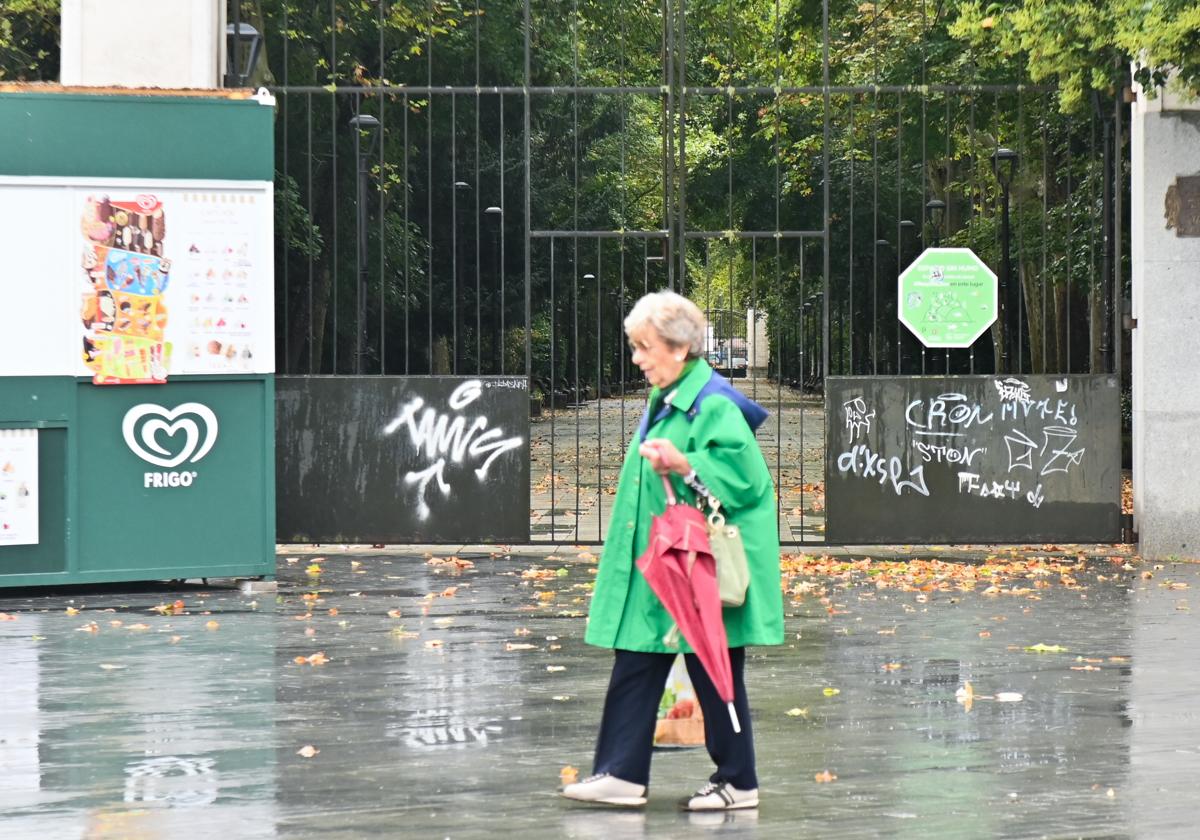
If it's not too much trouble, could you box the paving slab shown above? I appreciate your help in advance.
[1,547,1197,839]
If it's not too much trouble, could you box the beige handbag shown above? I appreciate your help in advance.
[702,495,750,607]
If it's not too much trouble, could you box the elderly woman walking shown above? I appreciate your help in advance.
[561,290,784,811]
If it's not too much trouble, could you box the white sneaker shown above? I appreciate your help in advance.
[680,780,759,811]
[561,773,648,807]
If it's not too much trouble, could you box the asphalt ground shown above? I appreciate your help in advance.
[2,543,1198,839]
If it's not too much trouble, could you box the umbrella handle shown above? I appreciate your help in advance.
[660,474,677,506]
[728,702,742,734]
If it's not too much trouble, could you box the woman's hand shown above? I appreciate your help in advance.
[638,438,691,476]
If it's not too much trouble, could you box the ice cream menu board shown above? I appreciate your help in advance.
[80,194,173,383]
[0,430,39,546]
[77,188,271,383]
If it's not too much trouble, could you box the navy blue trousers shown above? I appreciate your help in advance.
[592,647,757,790]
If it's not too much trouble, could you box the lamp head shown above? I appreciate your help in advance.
[990,147,1019,187]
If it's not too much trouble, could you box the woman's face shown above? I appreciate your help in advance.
[628,325,686,389]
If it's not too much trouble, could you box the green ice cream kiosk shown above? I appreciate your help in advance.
[0,90,275,586]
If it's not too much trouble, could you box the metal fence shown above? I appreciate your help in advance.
[241,0,1130,544]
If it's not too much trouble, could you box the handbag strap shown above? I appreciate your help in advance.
[660,473,677,506]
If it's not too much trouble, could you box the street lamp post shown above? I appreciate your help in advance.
[897,220,916,374]
[583,273,596,401]
[350,112,380,375]
[873,238,890,375]
[925,198,946,247]
[453,180,470,373]
[991,147,1019,373]
[484,206,503,373]
[224,22,262,87]
[925,198,948,372]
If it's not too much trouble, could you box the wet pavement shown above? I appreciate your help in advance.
[2,545,1199,839]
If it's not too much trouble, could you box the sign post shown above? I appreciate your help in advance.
[898,247,997,348]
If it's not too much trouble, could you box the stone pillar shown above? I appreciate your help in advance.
[746,308,769,380]
[60,0,223,88]
[1130,76,1200,558]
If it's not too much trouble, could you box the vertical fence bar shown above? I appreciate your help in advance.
[379,4,386,374]
[281,5,289,373]
[595,245,602,542]
[523,0,532,379]
[849,96,855,374]
[822,0,831,382]
[354,91,362,375]
[306,91,314,373]
[451,93,458,374]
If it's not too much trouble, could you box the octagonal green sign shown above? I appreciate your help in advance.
[898,247,997,348]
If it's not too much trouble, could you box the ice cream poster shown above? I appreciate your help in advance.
[80,194,172,384]
[0,430,39,546]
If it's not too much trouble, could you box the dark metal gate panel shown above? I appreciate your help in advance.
[825,375,1121,544]
[276,376,530,544]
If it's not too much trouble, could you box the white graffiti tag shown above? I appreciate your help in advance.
[994,377,1034,408]
[836,444,930,497]
[1003,429,1038,472]
[843,397,876,443]
[1040,426,1085,476]
[384,380,524,520]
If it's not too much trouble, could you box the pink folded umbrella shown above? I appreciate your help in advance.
[636,475,741,733]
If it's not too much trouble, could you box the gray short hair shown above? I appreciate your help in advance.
[623,291,707,357]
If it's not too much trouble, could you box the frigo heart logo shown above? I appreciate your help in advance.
[122,403,219,468]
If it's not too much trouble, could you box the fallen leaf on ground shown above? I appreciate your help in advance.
[65,607,80,616]
[424,639,444,648]
[1024,643,1068,653]
[956,682,975,711]
[205,621,220,631]
[297,745,319,758]
[387,609,402,619]
[785,707,809,717]
[547,665,566,672]
[1071,665,1102,671]
[814,770,837,783]
[822,687,840,697]
[294,652,329,665]
[440,587,458,598]
[560,766,579,785]
[881,662,902,671]
[514,627,532,636]
[505,643,537,651]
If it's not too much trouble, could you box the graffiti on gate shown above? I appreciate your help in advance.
[384,379,524,520]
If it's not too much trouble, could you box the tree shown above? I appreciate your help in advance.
[0,0,59,82]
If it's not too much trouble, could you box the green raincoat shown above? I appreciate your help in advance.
[585,359,785,653]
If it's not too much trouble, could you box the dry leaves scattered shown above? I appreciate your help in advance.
[294,652,330,665]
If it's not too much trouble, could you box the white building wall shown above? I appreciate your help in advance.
[60,0,223,89]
